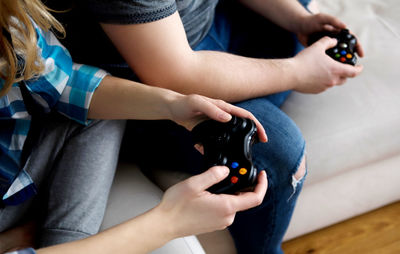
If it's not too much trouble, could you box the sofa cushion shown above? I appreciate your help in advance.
[281,0,400,239]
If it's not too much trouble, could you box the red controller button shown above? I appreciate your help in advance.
[340,57,346,62]
[239,168,247,175]
[231,176,239,184]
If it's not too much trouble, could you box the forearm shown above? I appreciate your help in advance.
[37,208,175,254]
[88,75,181,120]
[155,50,299,103]
[238,0,311,32]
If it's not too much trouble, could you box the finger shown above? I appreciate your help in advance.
[194,144,204,155]
[316,36,338,50]
[316,14,346,30]
[346,31,364,58]
[186,166,230,193]
[336,77,347,86]
[192,96,232,123]
[335,64,363,78]
[212,100,268,143]
[229,171,268,211]
[355,43,365,58]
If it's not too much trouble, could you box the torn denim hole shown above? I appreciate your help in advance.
[287,155,308,202]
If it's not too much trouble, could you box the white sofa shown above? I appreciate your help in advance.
[101,0,400,252]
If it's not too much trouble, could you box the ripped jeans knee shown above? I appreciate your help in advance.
[289,154,307,201]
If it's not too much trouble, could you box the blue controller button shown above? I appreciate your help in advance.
[231,162,239,169]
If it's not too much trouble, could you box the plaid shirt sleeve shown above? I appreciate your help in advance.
[55,63,108,125]
[5,248,36,254]
[30,24,108,125]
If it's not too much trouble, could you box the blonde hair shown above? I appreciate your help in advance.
[0,0,65,97]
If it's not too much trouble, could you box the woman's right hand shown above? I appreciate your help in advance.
[155,166,268,238]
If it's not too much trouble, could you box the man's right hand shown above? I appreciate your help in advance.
[292,36,364,94]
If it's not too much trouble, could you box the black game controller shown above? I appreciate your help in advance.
[308,28,357,65]
[191,116,258,194]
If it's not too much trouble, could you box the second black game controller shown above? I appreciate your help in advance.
[191,116,258,194]
[308,28,357,65]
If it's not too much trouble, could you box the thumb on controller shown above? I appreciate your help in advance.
[187,166,230,193]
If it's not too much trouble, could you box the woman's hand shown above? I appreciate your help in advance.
[156,166,268,238]
[167,94,268,142]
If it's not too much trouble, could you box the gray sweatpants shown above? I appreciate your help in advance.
[0,116,126,247]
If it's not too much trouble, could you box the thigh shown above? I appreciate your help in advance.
[234,97,305,179]
[0,116,126,246]
[229,97,306,254]
[37,118,126,247]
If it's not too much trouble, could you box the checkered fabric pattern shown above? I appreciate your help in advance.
[0,23,107,206]
[5,248,36,254]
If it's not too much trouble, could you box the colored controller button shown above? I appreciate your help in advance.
[231,176,239,184]
[340,57,346,62]
[339,43,348,48]
[332,48,339,54]
[346,53,353,59]
[239,168,247,175]
[335,53,341,58]
[231,162,239,169]
[341,50,347,55]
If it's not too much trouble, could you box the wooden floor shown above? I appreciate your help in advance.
[282,201,400,254]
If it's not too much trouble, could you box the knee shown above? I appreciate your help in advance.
[294,155,306,181]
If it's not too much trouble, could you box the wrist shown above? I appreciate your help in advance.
[164,91,186,122]
[290,12,313,34]
[285,58,303,91]
[150,205,180,241]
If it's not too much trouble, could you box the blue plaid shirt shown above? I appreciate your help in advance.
[6,248,36,254]
[0,23,107,206]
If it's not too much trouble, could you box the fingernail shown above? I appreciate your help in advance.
[222,166,230,175]
[219,113,232,121]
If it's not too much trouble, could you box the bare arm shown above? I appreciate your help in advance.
[238,0,312,32]
[240,0,365,56]
[101,12,362,103]
[87,75,268,140]
[37,167,268,254]
[101,12,298,102]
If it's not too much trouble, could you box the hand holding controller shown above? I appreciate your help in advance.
[308,29,358,65]
[191,116,258,194]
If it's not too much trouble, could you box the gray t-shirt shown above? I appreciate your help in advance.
[85,0,218,47]
[48,0,218,75]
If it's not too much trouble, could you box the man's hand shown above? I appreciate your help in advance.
[292,37,363,94]
[167,94,268,142]
[296,13,365,57]
[157,166,268,238]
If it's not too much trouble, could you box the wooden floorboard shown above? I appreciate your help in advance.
[282,201,400,254]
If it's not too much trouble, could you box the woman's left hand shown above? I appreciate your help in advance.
[168,94,268,143]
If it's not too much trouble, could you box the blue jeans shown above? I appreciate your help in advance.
[119,1,309,253]
[193,1,310,253]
